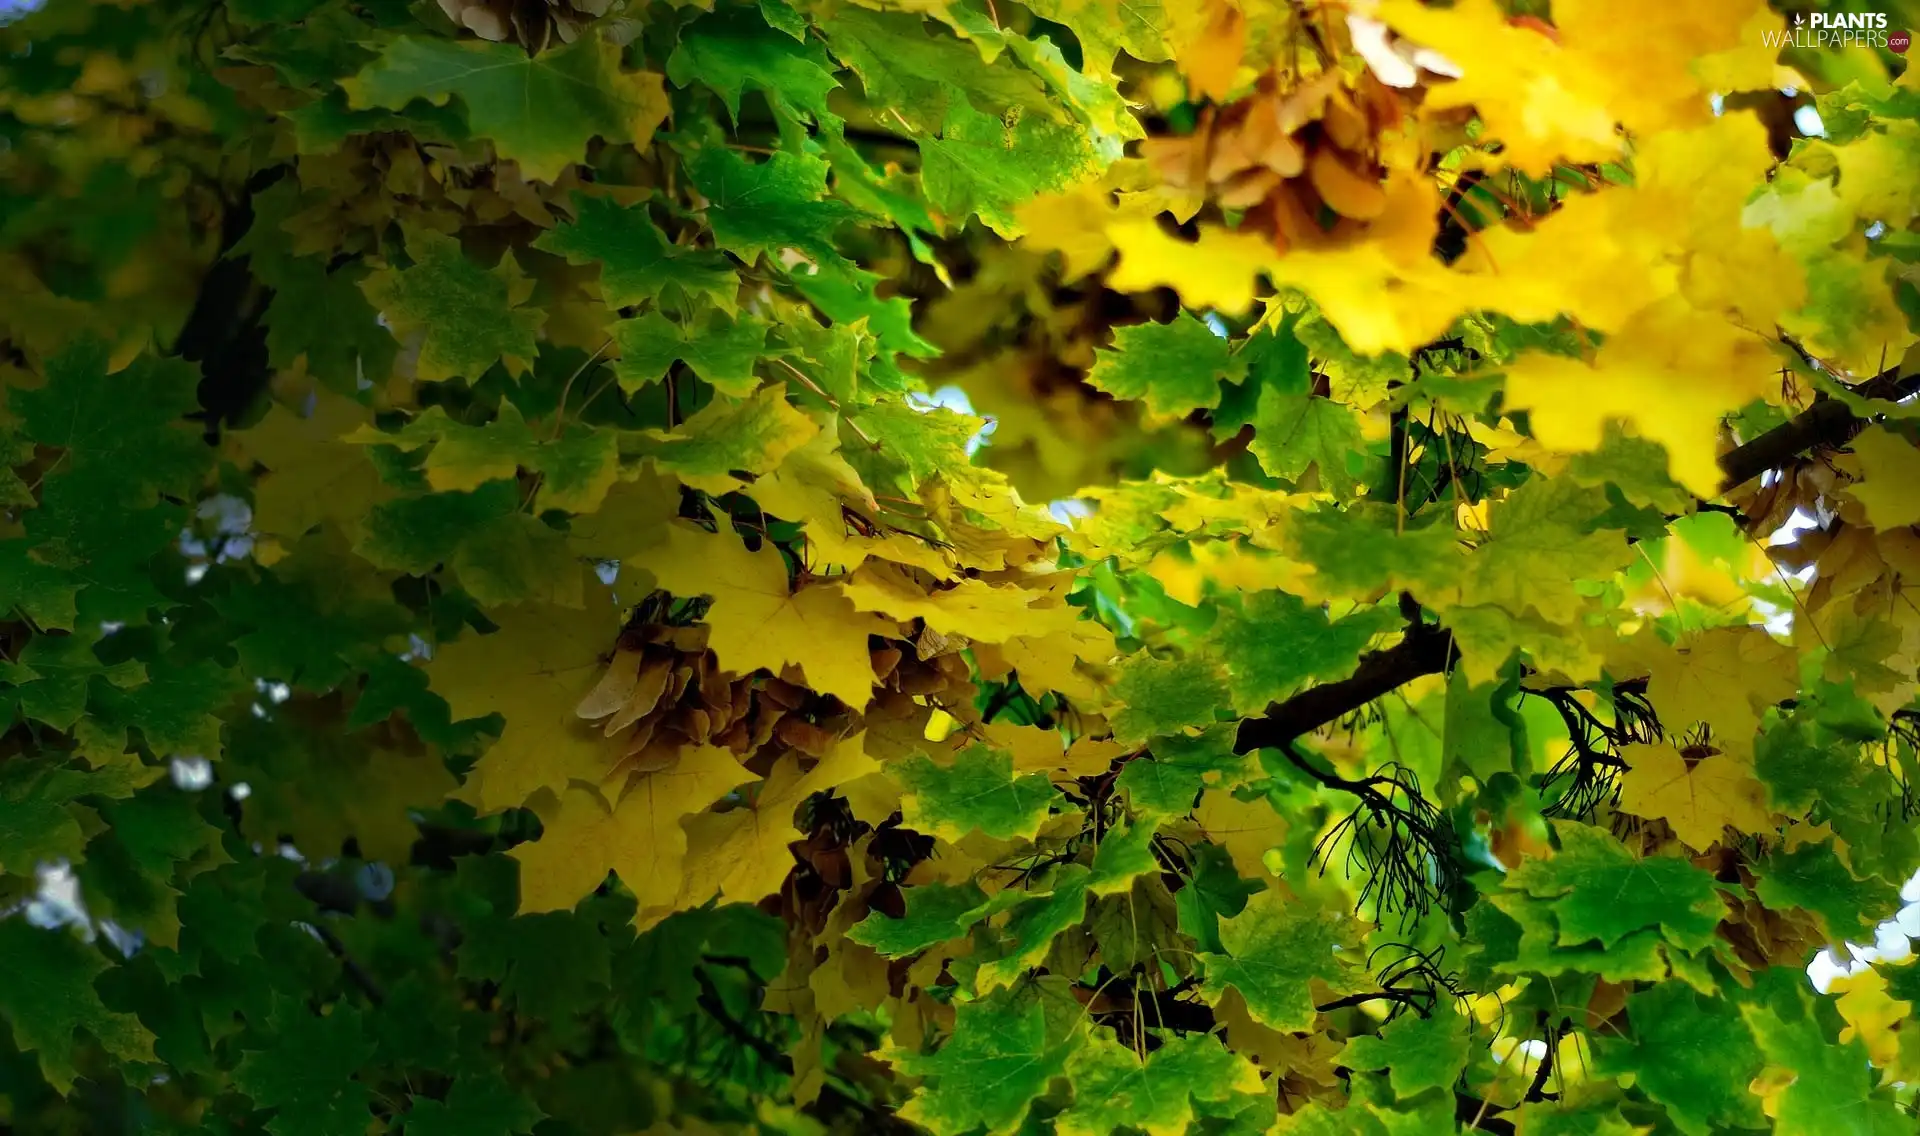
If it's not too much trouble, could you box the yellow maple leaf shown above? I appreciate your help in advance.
[1831,968,1911,1072]
[239,389,391,544]
[629,521,883,709]
[1643,627,1799,755]
[678,734,881,907]
[564,465,683,564]
[1617,741,1773,851]
[511,744,758,916]
[427,579,627,814]
[1192,790,1285,879]
[1106,218,1276,318]
[1845,426,1920,531]
[840,561,1086,643]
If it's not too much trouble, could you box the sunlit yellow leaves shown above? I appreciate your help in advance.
[629,522,884,709]
[511,744,757,917]
[1643,627,1799,754]
[1617,741,1773,851]
[1845,426,1920,530]
[1191,791,1285,879]
[1830,968,1911,1074]
[428,581,626,813]
[1498,299,1781,498]
[1107,219,1274,317]
[680,734,882,906]
[840,561,1084,643]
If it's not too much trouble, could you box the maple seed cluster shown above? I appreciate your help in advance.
[577,593,978,790]
[436,0,613,48]
[1144,67,1419,251]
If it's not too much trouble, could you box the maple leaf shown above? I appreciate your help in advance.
[1086,311,1244,420]
[0,920,156,1093]
[667,7,843,131]
[630,383,821,494]
[1055,1035,1266,1136]
[511,745,756,916]
[1589,980,1766,1136]
[1339,1002,1474,1098]
[1199,891,1354,1031]
[679,734,881,907]
[1644,626,1798,754]
[1505,822,1724,951]
[359,228,545,383]
[348,402,618,515]
[922,98,1106,237]
[686,147,865,264]
[611,308,770,395]
[531,193,739,312]
[1109,653,1230,745]
[1616,741,1774,851]
[342,34,669,182]
[897,744,1058,842]
[627,521,881,709]
[233,995,376,1136]
[425,585,626,813]
[894,985,1082,1136]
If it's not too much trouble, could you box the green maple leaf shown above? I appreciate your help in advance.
[1472,893,1670,984]
[0,756,161,876]
[85,656,235,761]
[632,384,821,486]
[898,744,1057,841]
[262,258,396,392]
[1109,654,1230,745]
[1055,1035,1265,1136]
[895,985,1081,1136]
[970,822,1159,989]
[667,8,843,131]
[0,920,156,1093]
[1458,478,1635,623]
[1340,1005,1473,1098]
[1741,991,1909,1136]
[787,256,940,359]
[849,881,1015,957]
[921,97,1103,237]
[458,909,615,1022]
[356,482,580,607]
[0,630,143,731]
[686,146,864,264]
[1086,312,1243,420]
[846,400,983,489]
[76,791,225,949]
[1249,385,1365,495]
[354,402,619,514]
[611,308,770,395]
[1511,1098,1645,1136]
[1505,823,1724,951]
[12,339,208,505]
[235,995,376,1136]
[403,1076,544,1136]
[342,34,669,182]
[1199,891,1351,1031]
[1173,842,1261,954]
[1205,592,1395,714]
[360,229,545,383]
[1116,725,1253,816]
[1286,504,1461,597]
[1755,841,1898,944]
[1589,981,1765,1136]
[1565,425,1693,513]
[531,193,738,312]
[818,8,1052,133]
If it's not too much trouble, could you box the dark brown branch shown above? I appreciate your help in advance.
[1234,615,1457,755]
[1715,363,1919,494]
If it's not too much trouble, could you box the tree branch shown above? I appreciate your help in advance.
[1233,613,1457,755]
[1715,362,1918,494]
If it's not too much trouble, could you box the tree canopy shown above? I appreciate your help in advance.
[2,0,1919,1133]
